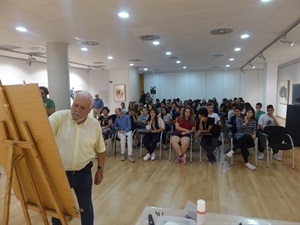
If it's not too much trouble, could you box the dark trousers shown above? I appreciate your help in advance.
[52,165,94,225]
[200,136,219,157]
[232,134,254,163]
[142,133,161,154]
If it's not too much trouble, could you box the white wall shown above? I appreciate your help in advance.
[0,56,109,110]
[277,59,300,118]
[144,69,263,107]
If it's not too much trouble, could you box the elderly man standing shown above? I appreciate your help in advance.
[93,94,104,119]
[49,91,106,225]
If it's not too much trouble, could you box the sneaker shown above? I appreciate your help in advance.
[258,152,264,160]
[226,150,234,158]
[143,153,151,161]
[151,152,156,161]
[120,154,126,161]
[128,155,135,163]
[245,162,256,170]
[181,154,187,165]
[163,144,168,150]
[272,153,281,161]
[175,156,182,164]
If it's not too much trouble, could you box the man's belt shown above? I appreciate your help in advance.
[66,161,93,175]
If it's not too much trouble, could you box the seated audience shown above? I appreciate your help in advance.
[112,108,135,162]
[159,106,173,149]
[194,107,221,164]
[98,106,112,140]
[255,102,266,122]
[39,86,55,116]
[226,107,257,170]
[207,103,221,125]
[257,104,280,161]
[137,107,149,128]
[142,109,165,161]
[171,106,196,164]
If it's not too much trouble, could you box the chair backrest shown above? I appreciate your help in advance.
[264,126,286,144]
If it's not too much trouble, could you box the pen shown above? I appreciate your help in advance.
[148,214,155,225]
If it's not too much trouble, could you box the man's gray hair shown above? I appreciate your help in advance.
[74,91,94,107]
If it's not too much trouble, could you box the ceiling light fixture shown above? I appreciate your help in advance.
[166,51,171,55]
[183,66,187,69]
[234,47,241,51]
[81,47,88,51]
[107,56,113,60]
[153,41,160,45]
[226,65,230,67]
[248,63,255,69]
[118,11,129,18]
[176,60,181,64]
[144,68,148,71]
[16,26,27,32]
[241,34,249,39]
[25,55,36,66]
[129,63,134,66]
[280,34,295,47]
[229,58,235,61]
[258,53,267,61]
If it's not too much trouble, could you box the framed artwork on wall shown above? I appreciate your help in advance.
[278,80,289,105]
[114,84,126,102]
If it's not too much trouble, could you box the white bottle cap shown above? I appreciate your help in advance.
[197,199,206,214]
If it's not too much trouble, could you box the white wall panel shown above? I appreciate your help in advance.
[191,72,207,100]
[206,71,223,103]
[240,70,259,107]
[174,72,191,100]
[223,71,240,100]
[159,73,175,100]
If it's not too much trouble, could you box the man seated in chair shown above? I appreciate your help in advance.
[112,108,135,162]
[257,104,280,161]
[194,107,220,164]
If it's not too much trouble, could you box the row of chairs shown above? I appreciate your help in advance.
[104,125,295,169]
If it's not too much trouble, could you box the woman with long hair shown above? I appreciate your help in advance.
[98,106,112,140]
[142,108,165,161]
[226,107,257,170]
[159,106,173,149]
[171,106,195,164]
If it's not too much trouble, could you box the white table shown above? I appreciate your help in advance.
[135,206,300,225]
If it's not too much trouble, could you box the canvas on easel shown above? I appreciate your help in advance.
[0,82,79,224]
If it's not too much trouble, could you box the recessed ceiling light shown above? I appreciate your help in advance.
[234,47,241,51]
[165,51,172,55]
[107,56,113,60]
[183,66,187,69]
[226,65,230,67]
[241,34,249,39]
[176,60,181,64]
[129,63,134,66]
[153,41,160,45]
[118,11,129,18]
[15,26,27,32]
[229,58,235,61]
[144,68,148,71]
[261,0,271,2]
[81,47,88,51]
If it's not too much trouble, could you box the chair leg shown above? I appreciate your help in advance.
[169,136,172,161]
[190,140,193,163]
[199,144,202,163]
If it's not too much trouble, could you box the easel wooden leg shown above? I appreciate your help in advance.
[2,144,14,225]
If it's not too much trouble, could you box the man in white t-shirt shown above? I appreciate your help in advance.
[207,103,221,125]
[258,104,280,161]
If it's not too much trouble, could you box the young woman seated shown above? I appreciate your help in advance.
[171,106,195,164]
[226,107,257,170]
[98,106,113,140]
[142,108,165,161]
[159,106,173,149]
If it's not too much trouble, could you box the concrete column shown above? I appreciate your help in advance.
[46,42,70,110]
[262,61,278,110]
[128,67,139,102]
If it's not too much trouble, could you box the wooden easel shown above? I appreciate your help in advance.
[0,81,79,224]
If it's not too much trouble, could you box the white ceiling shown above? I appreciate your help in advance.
[0,0,299,73]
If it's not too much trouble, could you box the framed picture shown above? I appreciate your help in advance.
[114,84,126,102]
[278,80,289,105]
